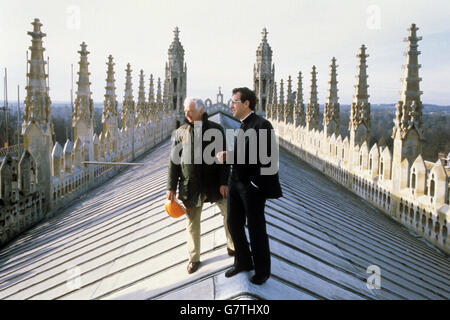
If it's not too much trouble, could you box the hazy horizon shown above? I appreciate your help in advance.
[1,0,450,106]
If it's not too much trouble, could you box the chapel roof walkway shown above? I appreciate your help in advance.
[0,115,449,300]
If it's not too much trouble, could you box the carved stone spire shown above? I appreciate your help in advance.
[166,26,186,115]
[162,78,169,114]
[102,55,118,125]
[121,63,135,129]
[285,75,293,123]
[392,24,424,168]
[72,42,94,162]
[23,18,51,126]
[294,71,305,127]
[136,69,147,124]
[137,70,146,105]
[349,45,370,147]
[277,79,284,122]
[147,74,155,121]
[254,27,274,115]
[268,81,277,120]
[73,42,93,122]
[22,18,53,212]
[392,24,424,141]
[306,66,319,131]
[324,57,340,136]
[156,77,162,104]
[148,74,155,104]
[400,24,423,107]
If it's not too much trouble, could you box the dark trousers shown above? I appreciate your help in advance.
[227,179,270,277]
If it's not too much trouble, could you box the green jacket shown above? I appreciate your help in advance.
[167,112,229,208]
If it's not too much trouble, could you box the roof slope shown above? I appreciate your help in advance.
[0,114,448,300]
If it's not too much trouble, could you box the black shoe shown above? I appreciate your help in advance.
[227,247,235,256]
[187,261,200,274]
[225,265,254,278]
[250,274,270,285]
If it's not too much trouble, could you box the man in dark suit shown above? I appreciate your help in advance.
[217,87,282,285]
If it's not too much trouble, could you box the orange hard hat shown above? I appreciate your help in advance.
[165,199,186,218]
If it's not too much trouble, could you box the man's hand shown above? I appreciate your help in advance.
[216,151,227,164]
[166,190,176,201]
[220,185,228,198]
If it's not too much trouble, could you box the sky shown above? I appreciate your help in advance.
[1,0,450,105]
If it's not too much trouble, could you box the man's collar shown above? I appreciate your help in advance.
[240,111,254,123]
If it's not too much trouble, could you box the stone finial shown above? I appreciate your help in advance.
[102,55,118,124]
[324,58,340,136]
[148,74,155,104]
[353,45,369,104]
[278,79,284,122]
[309,65,318,105]
[262,27,268,41]
[327,57,339,105]
[392,24,424,143]
[123,63,134,102]
[349,46,371,141]
[73,42,93,122]
[121,63,135,128]
[136,69,147,123]
[137,70,146,105]
[285,75,293,123]
[294,71,305,127]
[400,24,422,102]
[156,77,162,104]
[268,81,277,120]
[162,79,169,113]
[23,18,51,125]
[306,66,319,131]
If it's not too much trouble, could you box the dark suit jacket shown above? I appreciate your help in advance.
[230,112,282,199]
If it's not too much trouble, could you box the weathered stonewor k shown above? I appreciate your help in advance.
[277,79,284,123]
[165,27,186,117]
[294,71,305,127]
[22,18,53,212]
[265,24,449,253]
[101,55,119,155]
[1,19,179,248]
[323,57,340,137]
[136,69,147,126]
[73,42,94,165]
[392,24,424,167]
[349,45,370,150]
[284,75,293,124]
[147,74,155,123]
[306,65,319,131]
[254,27,275,116]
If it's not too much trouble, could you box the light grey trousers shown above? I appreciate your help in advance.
[186,197,234,263]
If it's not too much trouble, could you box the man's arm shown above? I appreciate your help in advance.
[252,119,278,187]
[218,126,229,186]
[167,130,181,195]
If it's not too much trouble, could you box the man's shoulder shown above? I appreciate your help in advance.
[206,120,224,131]
[252,113,273,129]
[177,124,190,132]
[173,124,190,140]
